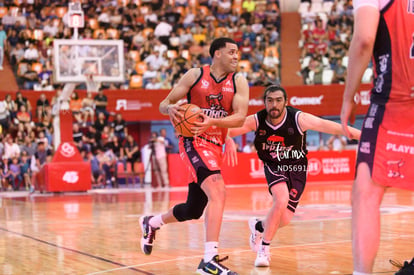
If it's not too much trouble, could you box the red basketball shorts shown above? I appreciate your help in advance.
[178,136,223,184]
[357,102,414,190]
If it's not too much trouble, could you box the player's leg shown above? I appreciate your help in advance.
[140,181,208,255]
[352,162,385,274]
[197,172,239,275]
[255,182,289,267]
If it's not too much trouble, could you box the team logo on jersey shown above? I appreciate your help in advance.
[201,79,209,89]
[267,135,285,146]
[290,188,298,198]
[206,93,224,110]
[387,159,405,178]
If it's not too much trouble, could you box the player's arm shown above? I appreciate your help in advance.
[227,114,257,137]
[224,114,257,166]
[298,112,361,140]
[159,68,200,121]
[341,5,379,138]
[195,73,250,133]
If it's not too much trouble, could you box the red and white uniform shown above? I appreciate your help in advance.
[178,66,236,183]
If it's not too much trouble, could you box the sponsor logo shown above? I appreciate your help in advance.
[191,156,200,163]
[360,142,371,154]
[267,135,285,145]
[258,130,266,136]
[307,158,321,176]
[321,157,350,174]
[249,158,265,178]
[387,159,405,178]
[201,79,209,89]
[290,95,323,106]
[364,117,375,129]
[115,99,153,111]
[386,143,414,154]
[205,267,219,275]
[225,80,232,86]
[249,99,264,106]
[222,87,233,93]
[290,188,298,198]
[208,159,218,168]
[354,90,371,106]
[61,143,76,158]
[62,171,79,184]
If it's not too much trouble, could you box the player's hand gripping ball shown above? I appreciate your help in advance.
[173,104,203,137]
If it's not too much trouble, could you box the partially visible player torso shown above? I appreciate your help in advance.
[356,0,414,104]
[187,65,236,146]
[254,106,307,164]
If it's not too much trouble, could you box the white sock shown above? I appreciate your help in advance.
[204,241,218,262]
[353,272,371,275]
[148,214,164,229]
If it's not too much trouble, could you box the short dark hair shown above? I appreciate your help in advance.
[209,37,237,58]
[263,85,287,101]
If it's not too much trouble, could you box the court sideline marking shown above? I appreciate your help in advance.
[0,227,154,275]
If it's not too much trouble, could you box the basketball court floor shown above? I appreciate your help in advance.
[0,181,413,274]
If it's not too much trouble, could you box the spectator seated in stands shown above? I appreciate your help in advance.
[15,105,34,133]
[81,92,95,126]
[9,156,23,191]
[332,58,347,84]
[18,62,40,90]
[22,42,40,64]
[35,93,51,122]
[93,89,109,119]
[70,91,83,124]
[111,113,127,143]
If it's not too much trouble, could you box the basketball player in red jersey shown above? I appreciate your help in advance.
[139,37,249,275]
[341,0,414,274]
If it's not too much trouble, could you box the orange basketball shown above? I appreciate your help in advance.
[173,104,203,137]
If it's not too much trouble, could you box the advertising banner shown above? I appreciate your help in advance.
[168,150,356,186]
[15,83,372,122]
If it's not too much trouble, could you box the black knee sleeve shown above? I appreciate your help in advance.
[173,182,208,222]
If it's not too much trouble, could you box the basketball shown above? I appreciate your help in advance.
[173,104,203,137]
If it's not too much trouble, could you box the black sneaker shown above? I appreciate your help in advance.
[196,255,238,275]
[392,258,414,275]
[139,216,158,255]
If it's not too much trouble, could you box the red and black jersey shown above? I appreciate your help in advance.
[371,0,414,104]
[187,65,236,146]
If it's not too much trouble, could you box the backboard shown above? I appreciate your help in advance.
[53,39,125,83]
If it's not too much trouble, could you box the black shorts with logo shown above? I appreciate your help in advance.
[263,159,308,212]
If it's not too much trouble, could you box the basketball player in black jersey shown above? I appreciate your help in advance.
[227,85,360,267]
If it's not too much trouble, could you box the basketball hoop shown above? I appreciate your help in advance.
[85,73,101,93]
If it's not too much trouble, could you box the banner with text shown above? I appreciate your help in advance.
[168,150,357,186]
[16,83,372,121]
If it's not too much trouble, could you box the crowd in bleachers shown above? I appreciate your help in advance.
[0,85,150,191]
[297,0,373,85]
[1,0,282,90]
[0,0,283,191]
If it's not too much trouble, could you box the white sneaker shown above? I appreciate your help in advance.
[255,246,270,267]
[248,217,263,252]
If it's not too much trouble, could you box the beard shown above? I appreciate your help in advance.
[268,108,283,119]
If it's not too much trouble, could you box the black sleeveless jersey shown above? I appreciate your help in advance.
[254,106,307,164]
